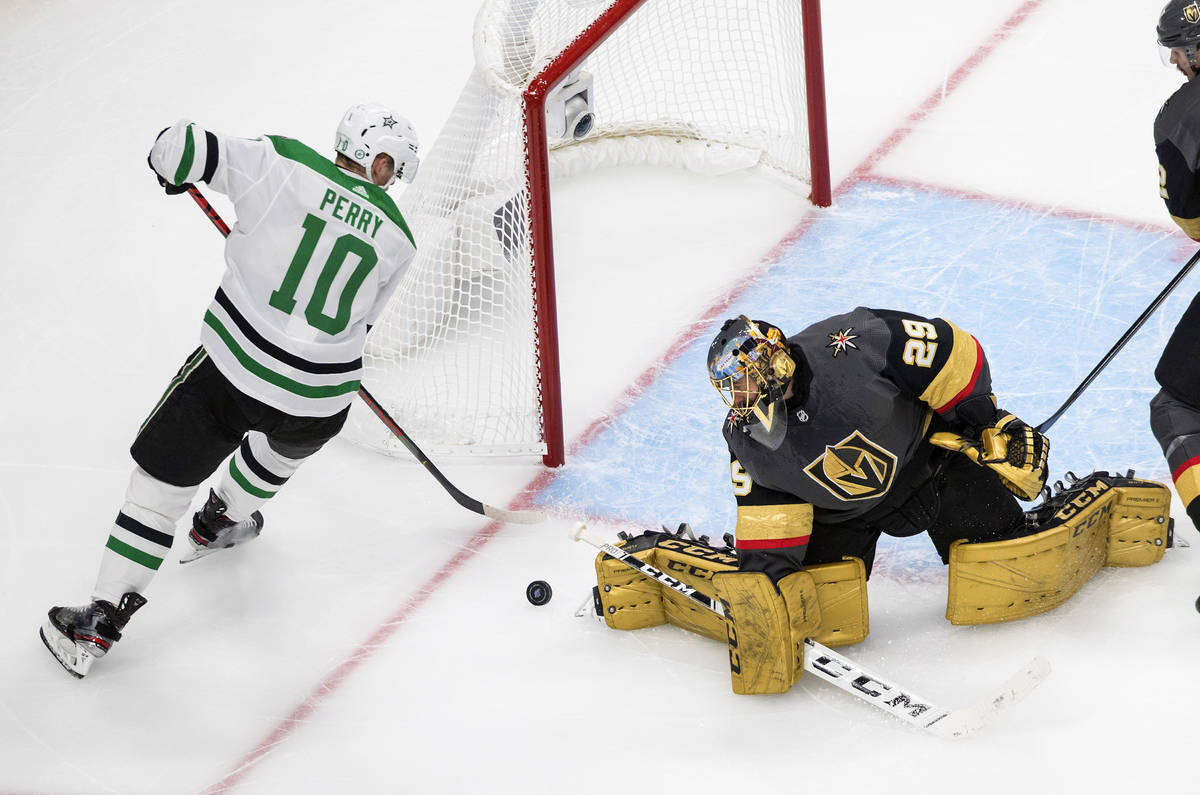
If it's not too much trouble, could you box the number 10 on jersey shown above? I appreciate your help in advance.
[269,213,378,336]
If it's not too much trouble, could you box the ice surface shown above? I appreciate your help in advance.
[2,1,1198,793]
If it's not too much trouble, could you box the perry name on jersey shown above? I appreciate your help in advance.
[149,120,417,417]
[724,307,991,522]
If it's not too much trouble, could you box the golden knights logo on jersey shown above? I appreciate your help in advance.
[1188,2,1200,24]
[804,431,898,501]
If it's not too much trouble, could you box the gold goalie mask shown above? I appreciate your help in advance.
[707,316,796,450]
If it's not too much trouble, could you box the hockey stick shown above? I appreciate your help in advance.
[1036,247,1200,434]
[184,186,545,525]
[355,386,545,523]
[186,184,231,236]
[569,522,1049,737]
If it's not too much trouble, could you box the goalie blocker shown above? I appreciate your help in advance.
[593,470,1171,694]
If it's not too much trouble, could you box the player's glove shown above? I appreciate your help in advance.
[147,153,191,195]
[928,412,1049,500]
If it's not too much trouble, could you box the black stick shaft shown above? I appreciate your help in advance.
[1037,247,1200,434]
[355,384,485,515]
[184,186,544,524]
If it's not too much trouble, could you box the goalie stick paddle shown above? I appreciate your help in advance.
[184,186,545,525]
[1036,246,1200,434]
[569,522,1049,737]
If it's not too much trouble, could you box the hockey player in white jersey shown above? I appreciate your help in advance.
[40,103,420,678]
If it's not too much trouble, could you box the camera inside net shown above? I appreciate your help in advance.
[545,68,595,141]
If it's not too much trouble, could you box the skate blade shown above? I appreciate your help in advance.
[178,543,218,564]
[179,525,262,564]
[39,620,95,679]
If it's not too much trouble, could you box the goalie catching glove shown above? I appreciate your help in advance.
[929,412,1049,500]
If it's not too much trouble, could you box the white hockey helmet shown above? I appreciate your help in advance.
[334,102,420,187]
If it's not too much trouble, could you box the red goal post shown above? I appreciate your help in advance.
[352,0,831,467]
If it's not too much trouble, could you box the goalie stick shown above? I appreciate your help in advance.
[569,522,1049,737]
[184,186,545,525]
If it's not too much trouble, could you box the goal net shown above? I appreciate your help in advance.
[349,0,830,466]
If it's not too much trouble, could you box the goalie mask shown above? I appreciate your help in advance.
[335,103,420,188]
[707,316,796,450]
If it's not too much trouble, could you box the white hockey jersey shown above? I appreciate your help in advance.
[149,120,416,417]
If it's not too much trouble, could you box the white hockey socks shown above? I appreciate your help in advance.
[93,467,197,604]
[213,432,306,521]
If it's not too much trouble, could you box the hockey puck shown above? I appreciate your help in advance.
[526,580,553,606]
[1195,595,1200,614]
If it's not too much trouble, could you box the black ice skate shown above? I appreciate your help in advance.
[179,489,264,564]
[39,592,147,678]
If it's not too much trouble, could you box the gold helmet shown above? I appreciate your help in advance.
[707,316,796,448]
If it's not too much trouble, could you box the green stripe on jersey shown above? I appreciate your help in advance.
[265,135,415,246]
[175,124,196,185]
[203,311,360,399]
[106,536,164,571]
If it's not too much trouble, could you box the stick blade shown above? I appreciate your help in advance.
[481,505,546,524]
[926,656,1051,738]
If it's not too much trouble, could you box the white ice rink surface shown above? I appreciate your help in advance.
[3,1,1199,793]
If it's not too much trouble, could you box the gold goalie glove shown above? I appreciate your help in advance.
[929,412,1049,500]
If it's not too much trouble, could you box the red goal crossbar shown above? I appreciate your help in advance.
[522,0,830,466]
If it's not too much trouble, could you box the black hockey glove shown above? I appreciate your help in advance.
[147,153,191,195]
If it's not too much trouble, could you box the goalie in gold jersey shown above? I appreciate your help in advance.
[591,310,1172,695]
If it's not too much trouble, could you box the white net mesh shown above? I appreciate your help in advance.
[350,0,816,459]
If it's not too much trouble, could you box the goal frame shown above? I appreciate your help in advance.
[522,0,831,466]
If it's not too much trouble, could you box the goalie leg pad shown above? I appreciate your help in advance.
[711,570,821,695]
[1105,475,1172,567]
[594,533,735,640]
[596,534,867,647]
[807,557,869,648]
[946,474,1117,625]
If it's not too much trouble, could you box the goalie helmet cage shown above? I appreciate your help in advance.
[351,0,831,467]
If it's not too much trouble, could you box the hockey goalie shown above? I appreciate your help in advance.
[590,310,1173,695]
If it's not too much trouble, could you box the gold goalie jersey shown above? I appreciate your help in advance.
[723,307,993,558]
